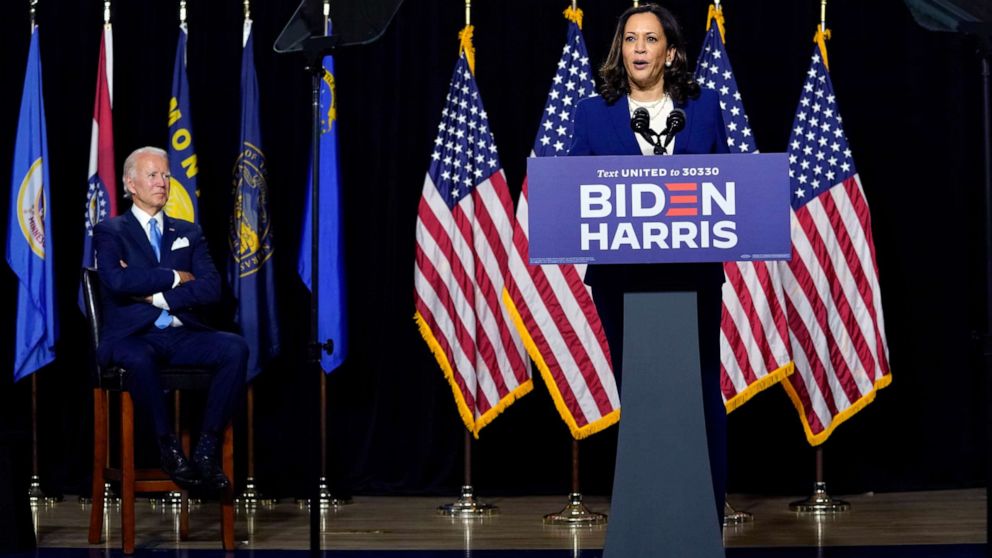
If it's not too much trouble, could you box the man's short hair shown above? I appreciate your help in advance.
[122,146,169,199]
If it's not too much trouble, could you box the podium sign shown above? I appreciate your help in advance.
[527,153,791,265]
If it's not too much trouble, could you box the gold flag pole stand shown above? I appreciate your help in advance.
[544,439,606,525]
[438,430,497,516]
[237,386,276,508]
[789,446,849,513]
[724,499,753,525]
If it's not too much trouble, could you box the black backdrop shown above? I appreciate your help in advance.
[0,0,986,499]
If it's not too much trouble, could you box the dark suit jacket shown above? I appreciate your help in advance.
[569,88,729,158]
[568,89,729,292]
[92,210,220,362]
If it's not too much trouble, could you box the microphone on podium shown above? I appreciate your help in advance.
[630,107,656,148]
[660,108,686,153]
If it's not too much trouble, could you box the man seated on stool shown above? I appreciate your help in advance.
[93,146,247,491]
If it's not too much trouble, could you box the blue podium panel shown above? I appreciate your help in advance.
[604,291,723,558]
[527,153,791,265]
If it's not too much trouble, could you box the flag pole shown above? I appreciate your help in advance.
[438,430,497,516]
[235,0,274,511]
[299,0,349,526]
[788,5,851,514]
[976,28,992,550]
[237,386,276,507]
[27,375,58,504]
[544,439,606,525]
[24,0,57,507]
[436,2,496,518]
[789,444,849,512]
[707,2,752,526]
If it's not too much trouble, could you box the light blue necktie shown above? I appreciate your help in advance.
[148,219,173,329]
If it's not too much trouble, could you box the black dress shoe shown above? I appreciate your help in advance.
[192,433,230,491]
[158,435,202,491]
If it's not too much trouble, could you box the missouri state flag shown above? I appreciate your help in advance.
[81,22,117,310]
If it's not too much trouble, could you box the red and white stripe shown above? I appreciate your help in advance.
[415,170,531,436]
[504,177,620,439]
[720,259,793,410]
[88,24,116,214]
[781,174,890,444]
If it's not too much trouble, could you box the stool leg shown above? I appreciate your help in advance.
[180,491,190,541]
[179,399,190,542]
[221,423,235,550]
[121,392,136,555]
[88,388,108,544]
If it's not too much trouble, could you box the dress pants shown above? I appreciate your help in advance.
[104,327,248,437]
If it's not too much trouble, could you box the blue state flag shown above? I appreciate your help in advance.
[6,27,57,382]
[231,19,279,380]
[166,23,199,223]
[298,20,347,374]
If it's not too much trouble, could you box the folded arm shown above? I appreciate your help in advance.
[93,223,175,296]
[161,227,221,310]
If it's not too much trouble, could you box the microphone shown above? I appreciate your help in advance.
[660,108,686,152]
[630,107,657,147]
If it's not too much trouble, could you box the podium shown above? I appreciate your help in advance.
[526,153,791,557]
[604,291,722,558]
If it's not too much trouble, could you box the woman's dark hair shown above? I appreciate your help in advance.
[598,3,700,105]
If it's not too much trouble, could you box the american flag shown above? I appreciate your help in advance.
[781,38,891,445]
[414,51,531,437]
[81,23,117,311]
[693,6,793,411]
[504,10,620,440]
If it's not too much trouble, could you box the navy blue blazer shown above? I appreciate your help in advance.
[568,88,729,157]
[568,89,729,292]
[92,210,221,361]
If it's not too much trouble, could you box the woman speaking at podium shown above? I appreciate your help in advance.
[568,3,729,524]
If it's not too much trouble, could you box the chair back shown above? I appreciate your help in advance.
[81,268,102,351]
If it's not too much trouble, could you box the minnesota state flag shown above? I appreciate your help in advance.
[6,27,57,381]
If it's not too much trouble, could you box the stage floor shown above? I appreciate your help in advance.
[27,489,987,554]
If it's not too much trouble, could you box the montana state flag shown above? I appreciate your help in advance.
[166,23,199,223]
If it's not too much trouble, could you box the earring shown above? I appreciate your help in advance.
[665,60,672,67]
